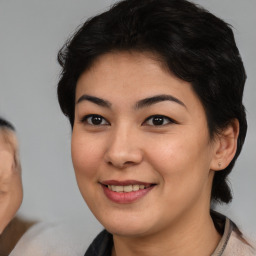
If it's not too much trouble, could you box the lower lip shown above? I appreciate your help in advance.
[101,185,154,204]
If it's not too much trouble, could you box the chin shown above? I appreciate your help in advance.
[98,215,155,238]
[106,225,150,238]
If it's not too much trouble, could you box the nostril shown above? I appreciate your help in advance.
[106,160,135,169]
[124,161,135,166]
[107,161,113,166]
[104,147,143,168]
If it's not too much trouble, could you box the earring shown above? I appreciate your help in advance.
[218,162,221,168]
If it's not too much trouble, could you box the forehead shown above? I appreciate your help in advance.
[78,52,182,95]
[75,52,204,113]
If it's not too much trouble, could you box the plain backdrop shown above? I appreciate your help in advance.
[0,0,255,245]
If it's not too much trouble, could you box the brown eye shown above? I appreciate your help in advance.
[81,115,109,126]
[152,116,164,125]
[144,115,175,126]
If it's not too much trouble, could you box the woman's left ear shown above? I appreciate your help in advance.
[210,119,239,171]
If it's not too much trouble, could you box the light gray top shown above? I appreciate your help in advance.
[10,217,255,256]
[212,217,255,256]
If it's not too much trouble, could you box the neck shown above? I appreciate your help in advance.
[112,210,221,256]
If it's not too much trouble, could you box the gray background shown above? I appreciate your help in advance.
[0,0,255,243]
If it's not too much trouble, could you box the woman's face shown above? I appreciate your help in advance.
[72,52,218,237]
[0,130,23,234]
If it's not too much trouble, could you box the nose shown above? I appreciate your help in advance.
[104,125,143,169]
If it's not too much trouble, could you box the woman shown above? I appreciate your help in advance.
[0,118,22,235]
[57,0,254,255]
[0,118,33,255]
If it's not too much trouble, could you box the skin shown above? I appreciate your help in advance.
[72,52,239,256]
[0,129,23,234]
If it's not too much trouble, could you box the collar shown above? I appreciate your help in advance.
[211,217,233,256]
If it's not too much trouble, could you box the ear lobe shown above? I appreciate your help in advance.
[210,119,239,171]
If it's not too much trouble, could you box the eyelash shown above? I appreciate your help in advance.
[80,114,176,127]
[80,114,110,126]
[143,115,176,126]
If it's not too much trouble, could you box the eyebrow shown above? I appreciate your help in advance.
[135,94,186,109]
[76,93,186,109]
[76,95,112,108]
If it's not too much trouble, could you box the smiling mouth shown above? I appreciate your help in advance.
[100,181,156,203]
[106,184,152,193]
[100,180,156,193]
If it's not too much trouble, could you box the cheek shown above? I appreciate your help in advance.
[145,134,193,171]
[148,141,212,215]
[146,132,212,188]
[71,132,104,180]
[71,131,108,215]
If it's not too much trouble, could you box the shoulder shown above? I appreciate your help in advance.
[223,230,256,256]
[0,217,35,255]
[10,221,90,256]
[221,218,256,256]
[211,212,256,256]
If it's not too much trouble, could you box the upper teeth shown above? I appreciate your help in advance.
[108,184,148,192]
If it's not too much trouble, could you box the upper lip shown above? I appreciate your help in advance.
[100,180,154,186]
